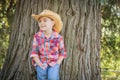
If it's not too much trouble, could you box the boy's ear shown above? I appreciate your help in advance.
[52,21,55,26]
[52,21,55,29]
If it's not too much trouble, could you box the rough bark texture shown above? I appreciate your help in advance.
[0,0,101,80]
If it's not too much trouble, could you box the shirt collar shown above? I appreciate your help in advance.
[37,30,60,39]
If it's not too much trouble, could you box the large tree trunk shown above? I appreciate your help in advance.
[0,0,101,80]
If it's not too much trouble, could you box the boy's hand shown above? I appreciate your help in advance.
[40,63,48,70]
[56,61,61,65]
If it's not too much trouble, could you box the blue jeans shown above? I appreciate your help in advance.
[36,63,60,80]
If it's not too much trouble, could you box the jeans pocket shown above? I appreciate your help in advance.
[36,65,43,70]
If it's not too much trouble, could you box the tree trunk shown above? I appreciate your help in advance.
[0,0,101,80]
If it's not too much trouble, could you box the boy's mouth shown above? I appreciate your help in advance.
[41,26,46,28]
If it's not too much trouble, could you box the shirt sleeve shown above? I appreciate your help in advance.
[58,36,67,58]
[30,34,39,58]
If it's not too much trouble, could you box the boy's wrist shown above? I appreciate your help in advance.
[57,56,64,64]
[57,61,61,64]
[39,62,43,67]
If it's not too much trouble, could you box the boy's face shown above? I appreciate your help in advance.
[38,17,55,31]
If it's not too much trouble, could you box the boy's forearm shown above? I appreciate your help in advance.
[57,56,64,64]
[33,57,42,66]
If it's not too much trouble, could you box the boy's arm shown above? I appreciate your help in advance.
[30,35,45,68]
[57,36,67,64]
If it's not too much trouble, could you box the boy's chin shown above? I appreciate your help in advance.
[40,28,52,32]
[40,28,47,31]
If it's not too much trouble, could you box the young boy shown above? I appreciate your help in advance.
[30,10,66,80]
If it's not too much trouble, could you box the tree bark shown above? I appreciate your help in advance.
[0,0,101,80]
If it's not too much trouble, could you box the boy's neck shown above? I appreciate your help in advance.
[43,30,53,38]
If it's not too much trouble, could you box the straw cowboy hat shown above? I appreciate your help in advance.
[32,10,63,33]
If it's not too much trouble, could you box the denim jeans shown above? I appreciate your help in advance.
[36,63,60,80]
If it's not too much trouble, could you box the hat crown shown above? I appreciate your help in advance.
[40,10,61,20]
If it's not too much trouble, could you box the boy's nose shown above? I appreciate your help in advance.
[41,22,45,26]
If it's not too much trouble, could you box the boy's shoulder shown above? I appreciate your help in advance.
[33,31,42,38]
[34,31,42,36]
[53,31,63,38]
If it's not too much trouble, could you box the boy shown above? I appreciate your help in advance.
[30,10,66,80]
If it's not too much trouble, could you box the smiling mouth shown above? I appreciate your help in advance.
[41,26,46,27]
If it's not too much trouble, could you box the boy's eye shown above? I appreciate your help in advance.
[44,19,48,22]
[38,20,42,23]
[38,21,41,23]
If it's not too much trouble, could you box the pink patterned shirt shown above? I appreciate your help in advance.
[30,30,66,67]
